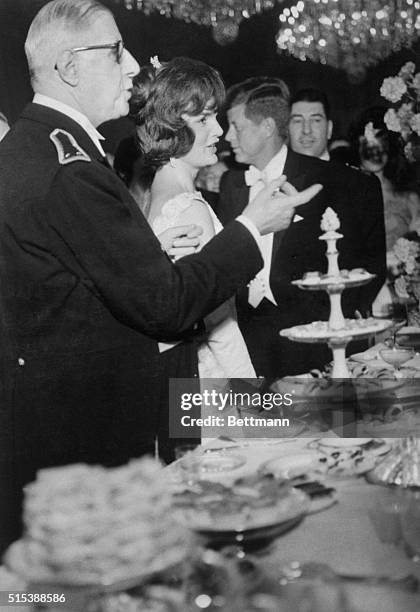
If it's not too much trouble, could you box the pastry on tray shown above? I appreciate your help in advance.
[5,459,190,586]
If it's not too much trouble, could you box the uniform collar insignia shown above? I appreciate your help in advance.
[50,128,91,165]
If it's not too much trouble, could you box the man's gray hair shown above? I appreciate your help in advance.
[25,0,109,84]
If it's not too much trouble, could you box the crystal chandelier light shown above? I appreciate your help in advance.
[121,0,277,45]
[277,0,420,81]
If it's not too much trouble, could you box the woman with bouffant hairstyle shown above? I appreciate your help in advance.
[131,57,225,172]
[131,57,255,389]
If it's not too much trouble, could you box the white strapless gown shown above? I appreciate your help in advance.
[152,192,256,378]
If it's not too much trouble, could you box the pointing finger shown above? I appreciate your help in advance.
[275,183,323,208]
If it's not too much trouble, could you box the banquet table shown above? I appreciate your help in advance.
[1,436,419,612]
[193,436,420,611]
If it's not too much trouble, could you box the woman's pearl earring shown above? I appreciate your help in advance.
[169,157,176,168]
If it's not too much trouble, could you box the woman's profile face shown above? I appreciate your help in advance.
[180,99,223,169]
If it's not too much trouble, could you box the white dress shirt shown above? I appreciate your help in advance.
[247,145,288,307]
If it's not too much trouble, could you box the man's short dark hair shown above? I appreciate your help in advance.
[290,88,331,120]
[225,77,290,140]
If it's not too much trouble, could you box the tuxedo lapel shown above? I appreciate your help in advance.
[283,149,308,191]
[232,175,250,216]
[271,150,307,262]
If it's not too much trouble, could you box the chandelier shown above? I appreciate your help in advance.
[120,0,278,45]
[276,0,420,81]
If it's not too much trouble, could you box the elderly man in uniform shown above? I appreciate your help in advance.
[0,0,321,552]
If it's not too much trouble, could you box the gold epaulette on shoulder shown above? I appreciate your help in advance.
[49,128,91,164]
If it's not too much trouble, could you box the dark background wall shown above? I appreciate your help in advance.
[1,0,419,151]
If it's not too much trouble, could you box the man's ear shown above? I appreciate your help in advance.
[327,119,333,140]
[262,116,277,138]
[55,49,79,86]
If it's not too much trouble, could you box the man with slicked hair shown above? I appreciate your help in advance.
[218,77,386,379]
[0,0,320,552]
[288,88,333,160]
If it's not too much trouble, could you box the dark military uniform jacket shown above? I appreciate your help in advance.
[0,103,262,551]
[217,148,387,379]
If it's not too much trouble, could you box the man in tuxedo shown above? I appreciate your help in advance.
[218,77,386,380]
[0,1,321,553]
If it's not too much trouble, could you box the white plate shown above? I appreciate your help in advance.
[349,343,389,364]
[397,326,420,335]
[317,437,372,448]
[315,438,391,455]
[194,453,246,473]
[179,487,309,533]
[5,539,185,589]
[261,452,327,479]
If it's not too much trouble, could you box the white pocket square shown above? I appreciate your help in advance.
[293,214,304,223]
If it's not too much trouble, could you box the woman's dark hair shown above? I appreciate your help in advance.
[349,106,415,191]
[113,135,154,190]
[130,57,225,170]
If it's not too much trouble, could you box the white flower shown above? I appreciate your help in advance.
[405,255,418,275]
[398,61,416,80]
[150,55,162,70]
[396,103,415,139]
[394,276,410,299]
[381,64,420,163]
[413,73,420,95]
[380,76,407,103]
[397,102,415,121]
[410,113,420,136]
[384,108,401,133]
[412,282,420,301]
[393,237,419,263]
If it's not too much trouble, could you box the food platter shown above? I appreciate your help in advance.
[5,540,185,592]
[4,458,189,594]
[186,453,247,474]
[179,488,309,547]
[315,437,390,453]
[305,438,391,476]
[173,475,309,546]
[271,376,402,407]
[191,513,306,547]
[261,452,328,480]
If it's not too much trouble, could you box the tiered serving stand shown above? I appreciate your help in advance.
[280,207,393,378]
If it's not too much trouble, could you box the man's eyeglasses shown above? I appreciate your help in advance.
[70,40,124,64]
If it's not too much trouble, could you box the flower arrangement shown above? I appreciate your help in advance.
[391,237,420,325]
[380,61,420,162]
